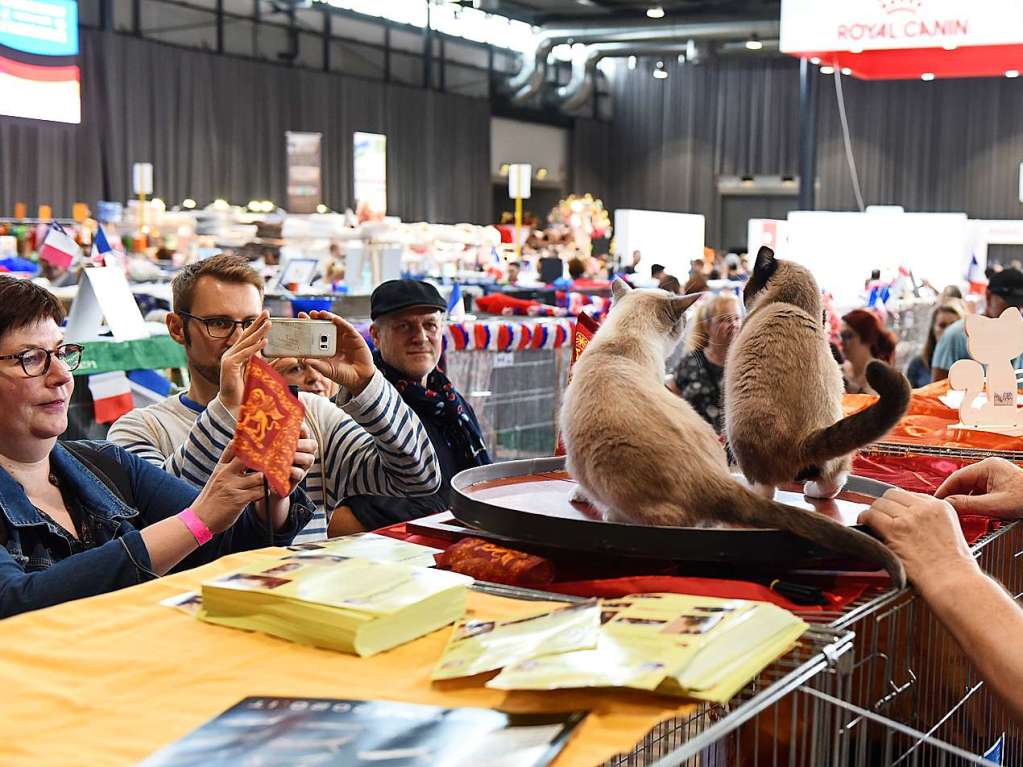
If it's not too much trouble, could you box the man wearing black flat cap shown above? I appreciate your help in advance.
[328,280,492,536]
[931,267,1023,382]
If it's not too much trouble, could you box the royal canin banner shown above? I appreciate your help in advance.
[781,0,1023,80]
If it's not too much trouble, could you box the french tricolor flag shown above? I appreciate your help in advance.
[91,226,120,268]
[447,283,466,321]
[39,222,80,269]
[88,371,135,424]
[966,254,988,294]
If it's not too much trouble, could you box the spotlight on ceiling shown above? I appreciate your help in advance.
[646,6,664,19]
[653,60,668,79]
[745,36,763,51]
[921,72,935,81]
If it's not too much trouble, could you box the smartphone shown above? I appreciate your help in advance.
[264,319,337,358]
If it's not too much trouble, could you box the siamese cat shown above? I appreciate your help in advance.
[560,277,905,587]
[725,247,911,501]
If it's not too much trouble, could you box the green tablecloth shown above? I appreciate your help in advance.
[74,335,187,376]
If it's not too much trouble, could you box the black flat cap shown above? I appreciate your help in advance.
[988,268,1023,300]
[371,279,448,320]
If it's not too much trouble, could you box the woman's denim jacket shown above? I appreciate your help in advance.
[0,440,312,618]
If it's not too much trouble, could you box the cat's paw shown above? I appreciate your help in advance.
[570,485,591,505]
[804,475,846,499]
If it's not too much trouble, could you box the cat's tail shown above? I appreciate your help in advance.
[705,480,907,588]
[800,361,911,464]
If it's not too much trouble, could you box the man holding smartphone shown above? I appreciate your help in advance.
[109,255,440,543]
[328,280,492,536]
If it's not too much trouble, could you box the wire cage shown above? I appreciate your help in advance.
[447,346,571,460]
[590,522,1022,767]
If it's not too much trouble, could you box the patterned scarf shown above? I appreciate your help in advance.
[373,351,491,470]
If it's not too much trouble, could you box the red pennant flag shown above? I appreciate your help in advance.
[555,312,602,456]
[234,357,305,498]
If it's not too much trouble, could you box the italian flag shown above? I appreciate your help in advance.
[88,371,134,424]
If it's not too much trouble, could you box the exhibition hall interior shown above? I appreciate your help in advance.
[3,0,1023,764]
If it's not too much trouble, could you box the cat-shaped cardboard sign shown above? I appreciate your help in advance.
[948,307,1023,436]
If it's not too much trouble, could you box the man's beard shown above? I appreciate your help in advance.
[192,360,221,387]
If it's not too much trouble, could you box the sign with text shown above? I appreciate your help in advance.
[286,131,322,214]
[781,0,1023,54]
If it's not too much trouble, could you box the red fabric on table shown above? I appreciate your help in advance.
[546,576,868,613]
[852,453,1002,544]
[375,523,870,610]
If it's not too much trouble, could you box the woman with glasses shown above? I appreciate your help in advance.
[0,276,314,618]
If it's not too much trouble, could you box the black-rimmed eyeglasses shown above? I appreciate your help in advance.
[178,312,257,339]
[0,343,84,377]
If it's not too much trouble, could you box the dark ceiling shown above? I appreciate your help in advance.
[490,0,781,25]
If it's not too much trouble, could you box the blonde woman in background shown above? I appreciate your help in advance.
[667,292,742,434]
[905,300,966,389]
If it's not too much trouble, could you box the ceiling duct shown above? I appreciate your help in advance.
[557,41,692,112]
[509,19,780,104]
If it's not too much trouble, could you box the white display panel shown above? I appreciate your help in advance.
[784,210,972,310]
[614,209,705,282]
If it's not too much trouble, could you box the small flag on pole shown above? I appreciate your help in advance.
[967,254,988,294]
[88,371,135,424]
[91,226,116,267]
[39,222,80,269]
[447,283,466,321]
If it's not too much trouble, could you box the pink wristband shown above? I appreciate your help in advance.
[178,508,213,545]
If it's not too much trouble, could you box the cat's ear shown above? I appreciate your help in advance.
[753,246,777,280]
[611,277,632,302]
[670,293,703,318]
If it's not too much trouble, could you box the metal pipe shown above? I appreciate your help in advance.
[509,18,779,103]
[799,56,818,211]
[556,38,779,111]
[557,41,691,112]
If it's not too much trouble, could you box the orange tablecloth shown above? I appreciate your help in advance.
[0,549,698,767]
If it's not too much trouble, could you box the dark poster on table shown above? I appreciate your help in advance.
[286,131,323,214]
[138,696,585,767]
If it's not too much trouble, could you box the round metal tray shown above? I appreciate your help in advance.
[450,456,894,565]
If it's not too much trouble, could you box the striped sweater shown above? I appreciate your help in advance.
[106,371,439,543]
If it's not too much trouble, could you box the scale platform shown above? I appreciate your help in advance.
[450,456,894,567]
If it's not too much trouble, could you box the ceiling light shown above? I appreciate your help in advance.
[745,37,763,51]
[536,167,549,180]
[653,60,668,79]
[677,53,685,64]
[943,43,957,51]
[820,65,835,74]
[182,198,197,209]
[646,6,664,18]
[1007,70,1021,78]
[810,56,820,64]
[627,55,637,70]
[921,72,935,81]
[212,198,229,210]
[841,67,852,75]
